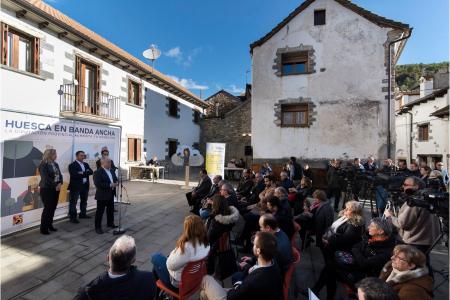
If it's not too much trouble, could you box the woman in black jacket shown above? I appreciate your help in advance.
[206,195,239,274]
[38,149,63,235]
[312,200,365,300]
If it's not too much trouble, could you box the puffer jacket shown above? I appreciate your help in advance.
[206,206,240,250]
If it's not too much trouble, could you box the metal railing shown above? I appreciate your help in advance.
[59,84,120,120]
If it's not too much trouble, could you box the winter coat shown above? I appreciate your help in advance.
[207,206,240,251]
[325,220,365,252]
[313,201,334,248]
[380,262,433,300]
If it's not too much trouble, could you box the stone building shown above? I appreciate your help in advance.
[250,0,411,168]
[199,86,252,165]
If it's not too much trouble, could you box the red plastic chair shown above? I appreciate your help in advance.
[156,259,207,300]
[291,221,301,250]
[283,247,301,300]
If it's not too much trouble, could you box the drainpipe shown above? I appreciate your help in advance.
[387,29,413,159]
[405,111,413,163]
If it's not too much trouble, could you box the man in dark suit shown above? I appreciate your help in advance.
[96,147,117,171]
[75,235,156,300]
[236,169,254,199]
[68,151,94,223]
[186,169,212,214]
[94,158,118,234]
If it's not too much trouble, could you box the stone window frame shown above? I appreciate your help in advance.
[192,109,201,124]
[166,97,180,119]
[166,138,179,160]
[274,97,317,127]
[273,44,316,77]
[417,123,430,142]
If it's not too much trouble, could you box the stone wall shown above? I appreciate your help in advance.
[204,90,242,117]
[200,100,252,164]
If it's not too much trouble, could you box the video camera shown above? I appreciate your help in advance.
[401,190,449,223]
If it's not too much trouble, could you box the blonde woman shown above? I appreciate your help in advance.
[312,200,365,299]
[151,215,209,290]
[38,149,63,235]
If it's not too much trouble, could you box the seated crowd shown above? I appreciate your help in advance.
[76,157,445,299]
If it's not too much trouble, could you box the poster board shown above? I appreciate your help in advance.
[205,143,226,179]
[0,110,121,235]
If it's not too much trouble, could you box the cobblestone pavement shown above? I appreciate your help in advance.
[1,181,448,300]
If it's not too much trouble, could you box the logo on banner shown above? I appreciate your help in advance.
[12,214,24,225]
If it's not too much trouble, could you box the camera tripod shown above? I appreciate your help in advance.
[426,216,449,292]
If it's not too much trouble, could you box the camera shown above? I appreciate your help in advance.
[403,190,449,222]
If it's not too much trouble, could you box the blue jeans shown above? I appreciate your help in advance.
[151,253,177,291]
[199,208,210,220]
[375,185,388,216]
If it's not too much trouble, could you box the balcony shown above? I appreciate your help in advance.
[59,84,120,122]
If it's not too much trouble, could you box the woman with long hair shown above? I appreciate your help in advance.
[151,215,209,290]
[38,149,63,235]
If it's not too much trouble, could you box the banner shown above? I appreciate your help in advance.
[205,143,226,179]
[0,110,121,235]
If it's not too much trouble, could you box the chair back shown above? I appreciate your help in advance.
[178,259,207,299]
[283,247,300,300]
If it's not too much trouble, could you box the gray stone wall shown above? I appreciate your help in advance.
[200,100,252,164]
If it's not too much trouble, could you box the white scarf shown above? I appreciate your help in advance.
[330,216,348,233]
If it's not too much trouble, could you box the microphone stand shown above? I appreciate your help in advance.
[113,167,126,235]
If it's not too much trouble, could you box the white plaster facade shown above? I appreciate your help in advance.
[395,77,449,168]
[251,0,410,163]
[0,1,206,174]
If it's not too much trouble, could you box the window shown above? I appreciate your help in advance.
[281,51,309,75]
[75,56,100,114]
[168,139,178,159]
[193,110,200,123]
[168,98,178,117]
[128,138,141,161]
[1,23,39,74]
[314,10,326,25]
[128,79,142,106]
[281,104,309,127]
[418,124,429,141]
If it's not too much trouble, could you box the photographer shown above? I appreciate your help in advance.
[327,159,342,212]
[352,158,365,201]
[375,159,395,216]
[384,176,440,273]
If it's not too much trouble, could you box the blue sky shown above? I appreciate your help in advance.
[45,0,449,98]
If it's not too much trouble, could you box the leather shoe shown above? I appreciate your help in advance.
[49,226,58,231]
[107,224,118,228]
[95,228,104,234]
[70,219,80,224]
[79,215,92,219]
[40,229,50,235]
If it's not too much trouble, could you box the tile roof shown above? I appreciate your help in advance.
[399,87,449,114]
[250,0,410,52]
[430,105,449,118]
[14,0,208,108]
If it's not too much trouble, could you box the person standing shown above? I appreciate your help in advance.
[93,158,118,234]
[96,147,117,171]
[38,149,63,235]
[68,151,93,223]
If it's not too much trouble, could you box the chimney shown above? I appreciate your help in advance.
[419,76,433,98]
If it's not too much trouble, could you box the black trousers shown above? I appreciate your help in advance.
[40,188,60,231]
[69,184,89,219]
[95,198,114,228]
[327,187,341,210]
[186,192,201,214]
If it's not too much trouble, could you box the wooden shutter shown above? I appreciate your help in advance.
[128,138,134,161]
[282,51,308,64]
[137,83,142,106]
[95,64,101,114]
[33,36,40,74]
[1,23,8,65]
[136,139,141,161]
[423,126,429,140]
[128,80,132,103]
[11,34,19,68]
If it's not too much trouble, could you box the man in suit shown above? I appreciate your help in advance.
[74,235,156,300]
[186,169,212,214]
[94,158,118,234]
[96,147,117,171]
[68,151,94,223]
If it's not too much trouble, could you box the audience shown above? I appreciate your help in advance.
[236,169,253,199]
[75,235,156,300]
[407,162,420,177]
[151,215,209,290]
[186,169,213,215]
[199,231,282,300]
[419,166,432,187]
[220,182,238,208]
[303,163,313,180]
[266,196,294,239]
[260,162,272,176]
[435,161,449,186]
[380,245,433,300]
[199,175,223,219]
[257,175,277,211]
[288,156,303,181]
[289,176,313,214]
[356,277,399,300]
[206,195,239,274]
[239,172,265,208]
[279,171,294,191]
[363,156,378,172]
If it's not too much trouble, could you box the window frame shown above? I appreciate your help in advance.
[127,138,142,161]
[167,139,178,159]
[1,23,40,75]
[281,104,309,127]
[168,98,179,118]
[314,9,326,26]
[281,51,309,76]
[417,124,429,141]
[128,79,142,106]
[193,110,200,123]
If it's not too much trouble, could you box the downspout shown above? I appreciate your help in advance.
[387,29,413,158]
[405,111,413,163]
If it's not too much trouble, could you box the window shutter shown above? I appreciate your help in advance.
[424,126,429,140]
[128,80,132,103]
[33,36,40,74]
[1,23,8,65]
[136,139,141,161]
[137,83,142,106]
[11,34,19,68]
[282,51,308,64]
[128,138,134,161]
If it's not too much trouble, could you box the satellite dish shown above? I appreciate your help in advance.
[143,44,161,61]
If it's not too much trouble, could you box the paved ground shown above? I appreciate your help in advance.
[1,181,448,300]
